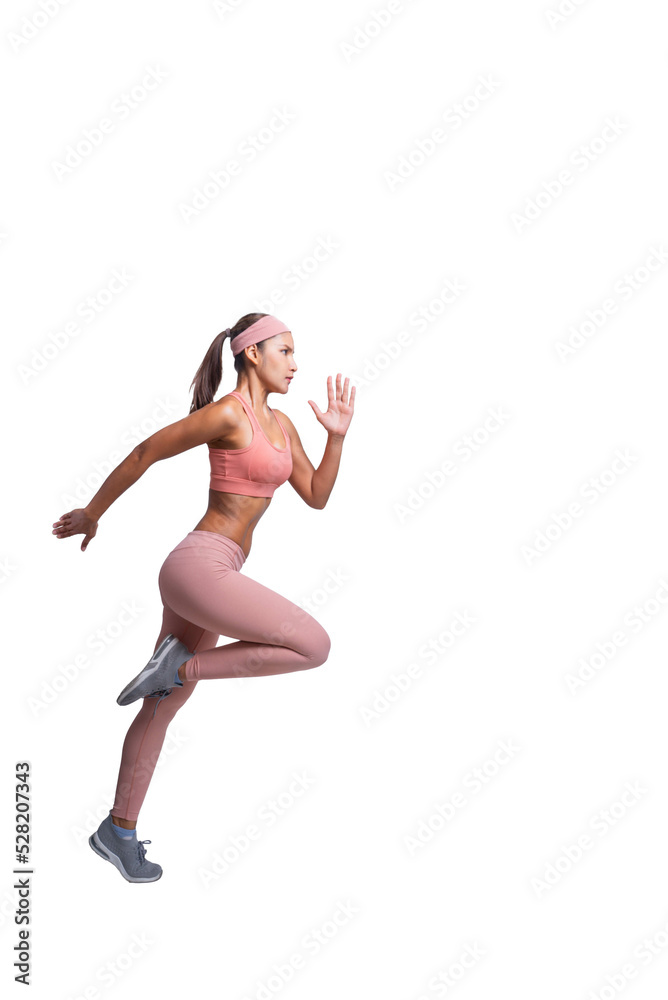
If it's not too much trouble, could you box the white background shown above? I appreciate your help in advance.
[3,1,668,997]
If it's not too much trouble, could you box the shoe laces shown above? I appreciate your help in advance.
[149,689,172,719]
[137,839,152,865]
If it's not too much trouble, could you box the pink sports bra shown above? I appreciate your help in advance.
[208,390,293,498]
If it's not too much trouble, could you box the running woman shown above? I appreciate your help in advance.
[52,313,355,883]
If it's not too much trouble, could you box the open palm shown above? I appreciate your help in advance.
[308,374,356,436]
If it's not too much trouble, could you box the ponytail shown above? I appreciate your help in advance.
[189,312,269,413]
[189,329,228,413]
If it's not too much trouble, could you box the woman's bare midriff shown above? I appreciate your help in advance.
[193,489,272,558]
[191,394,287,557]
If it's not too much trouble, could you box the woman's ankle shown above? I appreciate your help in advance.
[111,814,137,830]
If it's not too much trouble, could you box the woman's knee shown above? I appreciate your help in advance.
[307,622,331,668]
[266,602,331,667]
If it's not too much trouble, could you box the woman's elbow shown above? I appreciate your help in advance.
[131,440,155,470]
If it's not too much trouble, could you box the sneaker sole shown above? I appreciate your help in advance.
[116,634,183,706]
[88,832,163,883]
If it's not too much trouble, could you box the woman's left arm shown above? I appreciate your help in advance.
[277,373,355,510]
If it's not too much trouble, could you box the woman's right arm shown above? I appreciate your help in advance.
[52,400,233,550]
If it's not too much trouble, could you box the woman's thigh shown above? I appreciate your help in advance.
[159,545,329,658]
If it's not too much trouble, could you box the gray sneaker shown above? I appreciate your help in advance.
[116,633,192,710]
[89,813,162,883]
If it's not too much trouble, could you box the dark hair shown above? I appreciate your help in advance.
[189,312,269,413]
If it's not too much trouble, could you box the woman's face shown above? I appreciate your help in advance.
[259,332,297,392]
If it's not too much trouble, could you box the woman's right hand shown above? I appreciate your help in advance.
[52,508,98,552]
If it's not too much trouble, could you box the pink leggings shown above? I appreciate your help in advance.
[112,530,331,821]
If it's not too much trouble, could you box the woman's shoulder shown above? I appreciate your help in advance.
[205,392,246,447]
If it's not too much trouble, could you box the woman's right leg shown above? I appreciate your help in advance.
[158,532,331,684]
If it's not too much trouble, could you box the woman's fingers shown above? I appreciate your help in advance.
[329,373,354,405]
[52,510,82,537]
[329,373,344,402]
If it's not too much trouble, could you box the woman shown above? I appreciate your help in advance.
[52,313,355,883]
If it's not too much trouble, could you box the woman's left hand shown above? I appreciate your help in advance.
[308,374,356,437]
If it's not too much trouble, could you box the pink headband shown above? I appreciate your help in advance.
[228,315,291,356]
